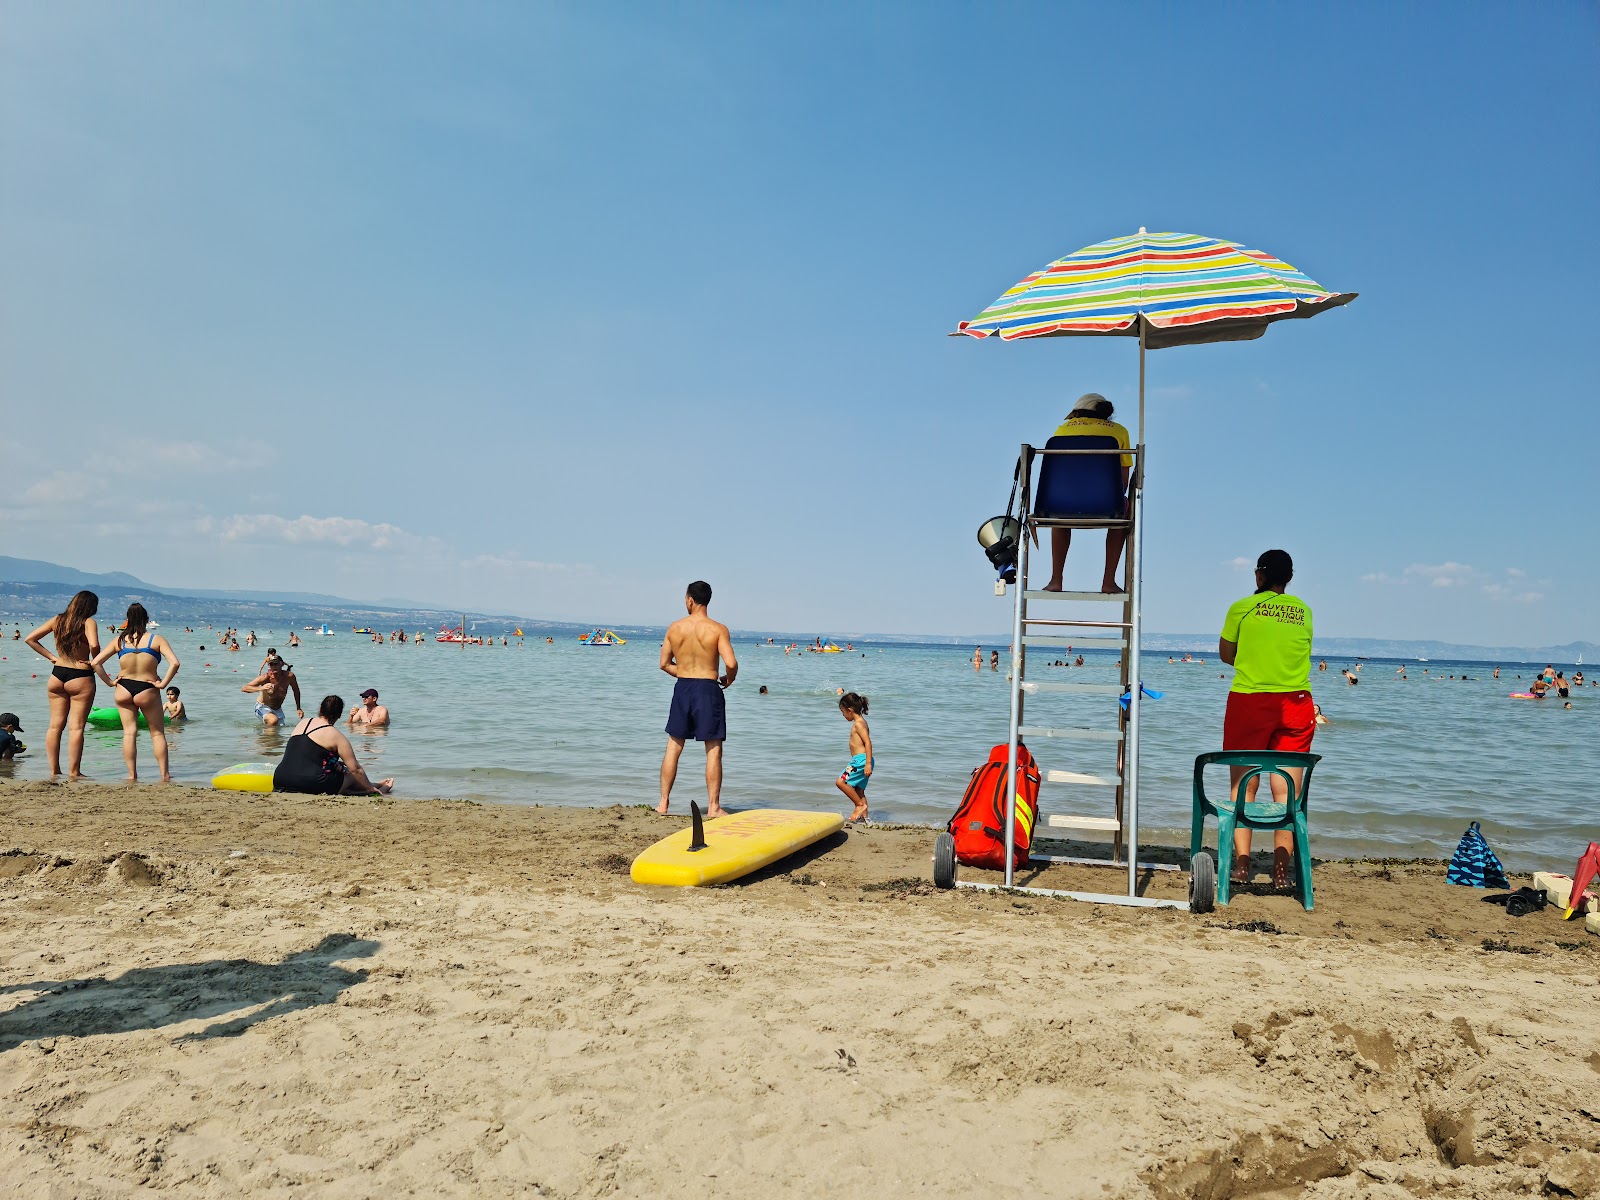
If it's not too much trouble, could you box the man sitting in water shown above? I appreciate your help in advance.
[241,656,303,726]
[657,580,738,819]
[348,688,390,727]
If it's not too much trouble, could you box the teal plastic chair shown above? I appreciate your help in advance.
[1190,751,1321,910]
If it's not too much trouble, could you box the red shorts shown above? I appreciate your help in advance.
[1223,691,1315,752]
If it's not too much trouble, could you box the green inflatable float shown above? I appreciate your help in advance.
[87,707,148,731]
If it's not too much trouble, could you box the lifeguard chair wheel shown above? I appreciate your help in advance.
[933,832,957,889]
[1190,851,1216,914]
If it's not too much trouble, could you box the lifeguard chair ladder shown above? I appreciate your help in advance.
[954,437,1188,911]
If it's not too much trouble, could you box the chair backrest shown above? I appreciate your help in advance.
[1036,435,1125,517]
[1193,750,1321,816]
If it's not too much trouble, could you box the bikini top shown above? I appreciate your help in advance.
[117,635,163,666]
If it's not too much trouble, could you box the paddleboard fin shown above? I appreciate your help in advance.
[688,801,707,852]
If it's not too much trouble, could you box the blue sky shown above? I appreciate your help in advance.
[3,3,1596,643]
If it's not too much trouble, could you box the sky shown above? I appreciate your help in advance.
[2,3,1597,643]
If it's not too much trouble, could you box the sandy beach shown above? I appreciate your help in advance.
[2,781,1597,1199]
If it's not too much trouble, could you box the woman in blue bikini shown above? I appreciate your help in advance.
[91,602,181,782]
[25,590,114,780]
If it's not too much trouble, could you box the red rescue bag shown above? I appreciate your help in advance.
[948,743,1042,871]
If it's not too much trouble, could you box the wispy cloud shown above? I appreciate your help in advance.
[211,514,430,551]
[1363,562,1546,605]
[1480,580,1544,604]
[460,554,593,574]
[18,439,266,508]
[1403,561,1475,588]
[1224,556,1251,571]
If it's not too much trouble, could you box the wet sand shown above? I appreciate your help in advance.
[2,780,1598,1198]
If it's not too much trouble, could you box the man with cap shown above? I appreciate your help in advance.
[348,688,390,728]
[1218,549,1316,890]
[0,712,24,761]
[1040,393,1133,594]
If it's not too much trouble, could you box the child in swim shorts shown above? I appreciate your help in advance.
[834,692,874,824]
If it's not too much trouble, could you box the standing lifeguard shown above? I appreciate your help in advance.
[1217,549,1315,890]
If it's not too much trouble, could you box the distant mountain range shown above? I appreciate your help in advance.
[0,557,1591,661]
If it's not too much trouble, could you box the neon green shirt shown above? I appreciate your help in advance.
[1221,591,1313,694]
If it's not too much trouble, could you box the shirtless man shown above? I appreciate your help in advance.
[348,688,390,727]
[657,580,737,818]
[241,656,303,726]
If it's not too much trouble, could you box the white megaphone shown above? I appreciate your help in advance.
[976,516,1022,584]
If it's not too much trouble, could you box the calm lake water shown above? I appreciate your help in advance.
[1,620,1593,872]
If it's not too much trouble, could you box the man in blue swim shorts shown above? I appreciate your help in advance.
[658,581,738,818]
[241,656,303,728]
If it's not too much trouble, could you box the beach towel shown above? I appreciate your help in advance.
[1447,821,1508,889]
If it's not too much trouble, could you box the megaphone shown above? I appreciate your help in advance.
[977,516,1022,584]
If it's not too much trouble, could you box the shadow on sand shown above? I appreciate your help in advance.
[0,933,378,1052]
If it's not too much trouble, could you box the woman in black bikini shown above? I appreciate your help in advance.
[275,695,394,796]
[24,590,114,780]
[90,602,180,783]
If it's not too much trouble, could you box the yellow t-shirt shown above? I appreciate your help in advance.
[1050,416,1133,468]
[1221,591,1313,694]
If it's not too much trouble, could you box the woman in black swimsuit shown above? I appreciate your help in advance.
[90,602,180,783]
[25,590,114,780]
[275,696,395,796]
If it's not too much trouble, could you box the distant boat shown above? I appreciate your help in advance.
[316,624,335,636]
[352,627,374,635]
[581,628,626,646]
[1416,657,1429,662]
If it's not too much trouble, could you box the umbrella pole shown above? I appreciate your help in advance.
[1138,319,1146,446]
[1126,321,1147,897]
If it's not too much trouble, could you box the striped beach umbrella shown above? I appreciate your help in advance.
[956,229,1355,350]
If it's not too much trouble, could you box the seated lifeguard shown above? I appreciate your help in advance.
[1037,393,1132,594]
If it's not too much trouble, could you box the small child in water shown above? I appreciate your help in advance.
[834,692,873,824]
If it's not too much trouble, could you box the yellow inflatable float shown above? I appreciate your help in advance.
[212,763,275,793]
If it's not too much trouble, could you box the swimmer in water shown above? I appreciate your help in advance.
[1313,703,1328,726]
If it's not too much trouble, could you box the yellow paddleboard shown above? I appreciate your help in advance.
[631,808,846,887]
[213,762,275,793]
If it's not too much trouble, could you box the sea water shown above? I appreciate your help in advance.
[0,625,1592,872]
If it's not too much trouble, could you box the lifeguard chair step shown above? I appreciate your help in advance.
[1022,635,1126,650]
[1022,681,1124,697]
[1021,725,1123,743]
[1023,590,1128,603]
[1046,770,1119,786]
[1047,814,1123,832]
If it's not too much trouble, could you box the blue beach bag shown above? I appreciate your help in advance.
[1447,821,1508,889]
